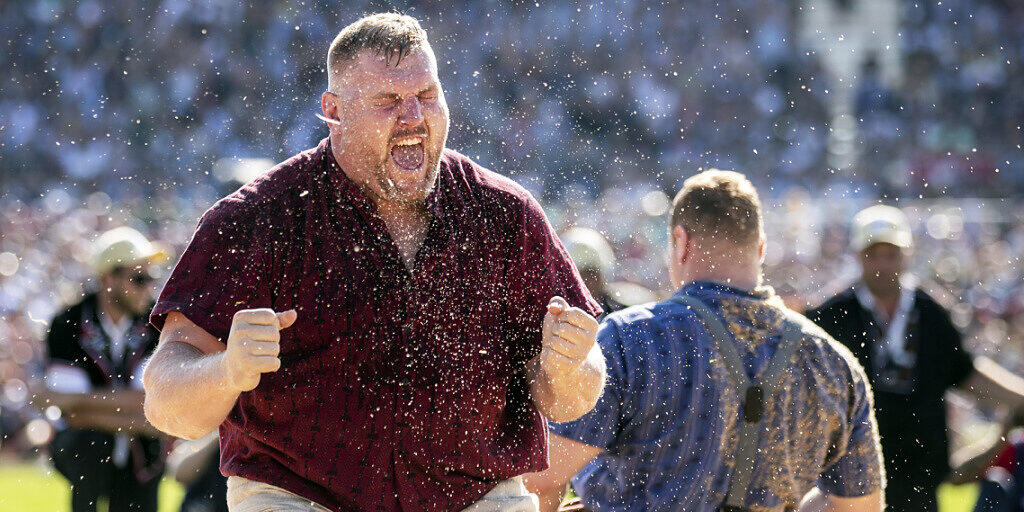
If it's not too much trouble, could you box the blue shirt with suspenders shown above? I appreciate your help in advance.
[550,281,885,511]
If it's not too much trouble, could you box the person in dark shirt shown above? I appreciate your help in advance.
[43,227,168,512]
[807,205,1024,512]
[141,13,604,512]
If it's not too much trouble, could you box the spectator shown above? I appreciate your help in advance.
[807,205,1024,512]
[526,170,884,511]
[43,227,168,512]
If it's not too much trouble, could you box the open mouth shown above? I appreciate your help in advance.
[389,136,426,172]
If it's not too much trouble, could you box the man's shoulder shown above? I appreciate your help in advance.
[788,309,870,382]
[600,299,697,347]
[912,286,951,315]
[202,144,322,228]
[807,287,859,319]
[50,294,94,329]
[440,149,539,213]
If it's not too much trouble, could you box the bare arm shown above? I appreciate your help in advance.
[527,297,606,423]
[947,414,1015,485]
[64,409,164,437]
[961,356,1024,411]
[798,488,884,512]
[37,388,146,414]
[523,433,603,512]
[33,378,160,435]
[142,309,295,440]
[527,345,605,424]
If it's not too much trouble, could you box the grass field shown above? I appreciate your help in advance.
[0,460,982,512]
[0,463,183,512]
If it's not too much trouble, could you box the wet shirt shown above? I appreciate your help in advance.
[151,139,600,512]
[550,281,884,512]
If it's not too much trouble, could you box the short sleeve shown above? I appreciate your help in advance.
[46,310,79,365]
[817,362,885,497]
[549,320,628,449]
[503,192,602,366]
[150,204,271,340]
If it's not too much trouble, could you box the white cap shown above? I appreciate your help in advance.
[851,205,913,252]
[561,227,615,280]
[91,227,169,276]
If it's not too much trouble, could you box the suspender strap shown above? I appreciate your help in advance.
[672,294,805,511]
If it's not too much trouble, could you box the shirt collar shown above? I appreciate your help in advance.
[674,280,773,302]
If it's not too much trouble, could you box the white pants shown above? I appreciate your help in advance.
[226,475,539,512]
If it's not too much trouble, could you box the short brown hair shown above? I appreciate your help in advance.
[327,13,428,75]
[669,169,764,246]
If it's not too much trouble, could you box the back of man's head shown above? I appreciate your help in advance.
[670,169,764,250]
[327,13,428,89]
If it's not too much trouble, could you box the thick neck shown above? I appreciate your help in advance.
[677,241,762,291]
[684,262,761,292]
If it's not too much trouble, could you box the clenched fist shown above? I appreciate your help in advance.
[221,308,297,392]
[539,296,599,379]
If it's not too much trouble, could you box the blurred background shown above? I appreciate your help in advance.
[0,0,1021,510]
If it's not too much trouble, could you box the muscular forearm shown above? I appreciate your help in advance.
[39,389,146,415]
[528,344,606,423]
[963,357,1024,411]
[948,431,1005,485]
[65,409,164,437]
[142,341,240,440]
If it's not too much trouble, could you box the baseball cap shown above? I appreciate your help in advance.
[91,227,169,276]
[561,227,615,280]
[851,205,913,252]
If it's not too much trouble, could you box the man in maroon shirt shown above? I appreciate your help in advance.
[141,13,605,512]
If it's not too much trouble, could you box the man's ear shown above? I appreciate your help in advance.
[758,237,766,264]
[321,92,339,123]
[673,225,690,264]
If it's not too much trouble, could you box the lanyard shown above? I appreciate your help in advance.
[855,276,917,367]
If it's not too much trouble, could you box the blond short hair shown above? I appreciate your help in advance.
[669,169,764,247]
[327,13,428,89]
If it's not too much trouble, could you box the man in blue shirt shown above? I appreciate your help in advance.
[525,170,885,512]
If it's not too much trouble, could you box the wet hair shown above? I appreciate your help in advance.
[327,13,428,80]
[670,169,764,247]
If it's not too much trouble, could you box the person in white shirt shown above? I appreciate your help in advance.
[43,227,168,512]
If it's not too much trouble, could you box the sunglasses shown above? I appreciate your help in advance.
[112,267,155,286]
[128,273,154,286]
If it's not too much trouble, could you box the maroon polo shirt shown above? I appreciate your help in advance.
[151,138,600,512]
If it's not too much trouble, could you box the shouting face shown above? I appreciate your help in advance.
[322,44,450,206]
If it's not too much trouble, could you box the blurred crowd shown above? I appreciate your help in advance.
[856,0,1024,197]
[3,0,1020,199]
[0,0,1022,488]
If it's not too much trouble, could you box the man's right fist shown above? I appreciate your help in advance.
[221,308,297,392]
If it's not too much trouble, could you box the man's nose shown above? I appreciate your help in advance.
[397,97,424,127]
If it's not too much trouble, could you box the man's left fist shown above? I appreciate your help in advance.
[540,296,599,378]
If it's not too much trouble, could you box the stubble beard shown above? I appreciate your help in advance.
[369,145,443,207]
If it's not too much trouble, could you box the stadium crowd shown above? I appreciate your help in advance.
[3,0,1021,198]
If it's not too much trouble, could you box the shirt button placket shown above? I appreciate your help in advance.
[398,319,414,420]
